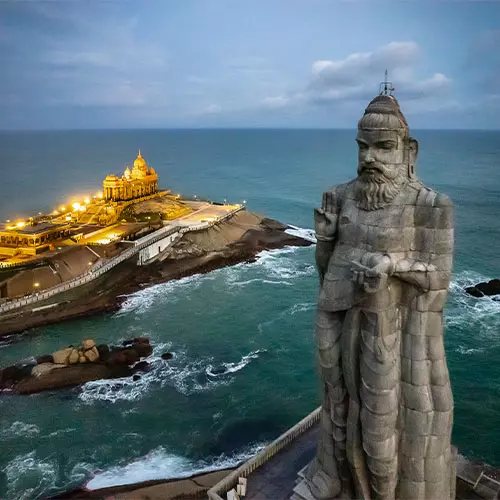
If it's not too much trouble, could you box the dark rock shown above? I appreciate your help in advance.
[122,340,134,347]
[133,337,150,345]
[106,348,139,366]
[36,354,54,365]
[133,361,151,373]
[132,374,141,381]
[465,286,484,298]
[97,344,110,361]
[210,365,227,375]
[161,352,173,361]
[133,343,153,358]
[1,365,25,385]
[14,364,111,395]
[107,364,134,378]
[466,279,500,297]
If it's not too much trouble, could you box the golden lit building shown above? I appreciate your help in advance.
[0,222,72,255]
[103,151,159,202]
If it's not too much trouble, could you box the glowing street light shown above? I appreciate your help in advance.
[33,282,40,288]
[243,200,247,204]
[60,206,66,212]
[6,219,10,223]
[16,221,25,228]
[84,198,90,204]
[72,202,81,211]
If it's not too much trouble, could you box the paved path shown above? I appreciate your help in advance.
[244,425,319,500]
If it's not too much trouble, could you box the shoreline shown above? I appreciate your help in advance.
[0,212,313,341]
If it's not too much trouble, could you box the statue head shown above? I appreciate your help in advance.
[354,94,418,210]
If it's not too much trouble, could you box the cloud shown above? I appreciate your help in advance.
[260,41,452,116]
[261,95,290,109]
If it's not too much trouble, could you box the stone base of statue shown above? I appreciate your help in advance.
[207,409,498,500]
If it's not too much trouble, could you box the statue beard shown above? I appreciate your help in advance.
[354,163,408,211]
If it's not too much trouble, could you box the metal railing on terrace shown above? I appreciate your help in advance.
[0,206,243,314]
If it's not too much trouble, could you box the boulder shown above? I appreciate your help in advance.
[465,286,483,298]
[68,349,79,365]
[132,374,141,381]
[133,361,151,373]
[36,354,54,365]
[133,342,153,358]
[97,344,110,362]
[134,337,150,345]
[161,352,173,361]
[82,339,96,350]
[53,348,73,365]
[106,348,139,366]
[31,363,66,378]
[84,346,99,363]
[466,279,500,297]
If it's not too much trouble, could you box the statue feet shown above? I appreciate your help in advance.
[307,468,342,500]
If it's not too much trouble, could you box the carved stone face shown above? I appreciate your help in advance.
[354,126,417,210]
[356,128,407,182]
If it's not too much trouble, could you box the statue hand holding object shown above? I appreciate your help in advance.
[350,253,392,293]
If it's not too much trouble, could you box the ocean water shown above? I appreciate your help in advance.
[0,129,499,499]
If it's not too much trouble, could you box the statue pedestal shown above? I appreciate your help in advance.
[208,409,499,500]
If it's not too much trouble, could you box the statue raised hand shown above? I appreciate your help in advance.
[314,191,338,241]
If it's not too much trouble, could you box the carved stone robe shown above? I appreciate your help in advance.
[315,179,455,500]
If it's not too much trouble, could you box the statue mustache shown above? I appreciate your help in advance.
[358,162,397,180]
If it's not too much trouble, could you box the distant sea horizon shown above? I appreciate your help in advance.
[0,128,499,499]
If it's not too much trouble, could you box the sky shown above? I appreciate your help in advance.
[1,0,499,130]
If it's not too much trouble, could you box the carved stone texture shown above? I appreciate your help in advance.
[296,93,455,500]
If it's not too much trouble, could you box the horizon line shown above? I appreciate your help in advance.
[0,126,499,133]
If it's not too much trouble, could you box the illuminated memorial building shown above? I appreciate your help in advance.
[103,151,159,202]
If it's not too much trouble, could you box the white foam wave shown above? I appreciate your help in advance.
[446,270,500,328]
[258,301,315,334]
[116,274,205,316]
[86,442,265,490]
[78,342,241,403]
[206,349,264,377]
[286,225,317,243]
[0,421,40,439]
[3,452,91,500]
[455,345,485,355]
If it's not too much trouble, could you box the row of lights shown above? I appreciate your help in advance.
[4,192,105,229]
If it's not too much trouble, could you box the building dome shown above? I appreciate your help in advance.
[124,166,131,179]
[105,174,119,181]
[133,151,147,170]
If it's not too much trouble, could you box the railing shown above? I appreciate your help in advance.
[207,407,321,500]
[0,205,244,314]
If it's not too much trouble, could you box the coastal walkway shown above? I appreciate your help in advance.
[0,205,243,315]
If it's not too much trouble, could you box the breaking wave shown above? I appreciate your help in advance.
[206,349,265,377]
[116,274,206,316]
[286,225,317,243]
[446,270,500,353]
[2,452,91,500]
[85,442,265,490]
[78,344,263,403]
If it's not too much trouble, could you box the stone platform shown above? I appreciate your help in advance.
[208,408,500,500]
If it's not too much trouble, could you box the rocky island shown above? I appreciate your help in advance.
[0,337,157,394]
[0,152,313,340]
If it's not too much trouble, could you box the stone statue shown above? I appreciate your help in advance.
[298,93,455,500]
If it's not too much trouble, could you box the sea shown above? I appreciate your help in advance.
[0,129,499,499]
